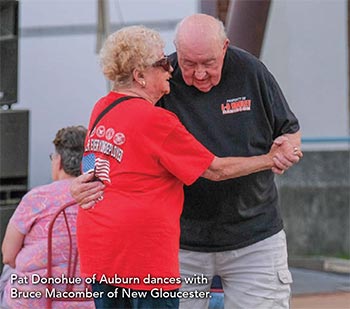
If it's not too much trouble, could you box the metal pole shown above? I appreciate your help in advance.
[96,0,111,91]
[96,0,110,53]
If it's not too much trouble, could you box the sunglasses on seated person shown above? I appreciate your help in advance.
[152,56,171,72]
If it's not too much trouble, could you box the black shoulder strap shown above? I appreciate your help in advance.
[90,96,137,135]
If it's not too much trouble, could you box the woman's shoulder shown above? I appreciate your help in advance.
[91,94,181,136]
[116,96,177,121]
[21,180,73,205]
[10,180,75,229]
[135,101,180,129]
[29,179,71,194]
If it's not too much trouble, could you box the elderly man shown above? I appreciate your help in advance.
[157,14,301,309]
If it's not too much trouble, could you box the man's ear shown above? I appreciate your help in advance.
[223,39,230,51]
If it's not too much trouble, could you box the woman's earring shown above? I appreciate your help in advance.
[141,80,146,88]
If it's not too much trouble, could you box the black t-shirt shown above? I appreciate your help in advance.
[157,46,300,252]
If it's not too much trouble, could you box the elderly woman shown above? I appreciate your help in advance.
[1,126,94,309]
[76,25,298,309]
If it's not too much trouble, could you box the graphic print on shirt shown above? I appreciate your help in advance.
[221,97,251,115]
[83,125,126,184]
[82,153,111,183]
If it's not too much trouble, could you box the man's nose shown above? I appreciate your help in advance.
[194,69,207,80]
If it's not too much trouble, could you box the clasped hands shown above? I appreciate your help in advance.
[269,135,303,175]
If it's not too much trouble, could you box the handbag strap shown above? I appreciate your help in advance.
[89,96,138,135]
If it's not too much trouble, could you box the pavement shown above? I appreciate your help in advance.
[290,267,350,295]
[291,292,350,309]
[290,267,350,309]
[289,256,350,308]
[209,259,350,309]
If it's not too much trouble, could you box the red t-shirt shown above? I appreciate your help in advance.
[77,92,214,291]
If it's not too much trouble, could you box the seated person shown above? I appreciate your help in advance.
[0,125,94,309]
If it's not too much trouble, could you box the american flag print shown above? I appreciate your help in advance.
[82,153,111,184]
[95,157,111,183]
[82,153,95,174]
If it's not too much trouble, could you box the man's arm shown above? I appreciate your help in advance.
[283,130,302,148]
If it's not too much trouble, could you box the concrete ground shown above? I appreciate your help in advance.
[290,267,350,295]
[291,292,350,309]
[290,267,350,309]
[209,266,350,309]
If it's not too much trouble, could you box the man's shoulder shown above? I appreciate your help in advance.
[228,45,256,57]
[227,46,263,68]
[225,46,273,84]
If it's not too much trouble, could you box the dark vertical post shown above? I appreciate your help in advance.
[217,0,231,25]
[200,0,232,25]
[0,0,19,107]
[348,0,350,134]
[0,1,29,271]
[199,0,218,18]
[226,0,271,58]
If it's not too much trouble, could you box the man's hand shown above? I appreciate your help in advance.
[70,173,105,209]
[269,135,303,174]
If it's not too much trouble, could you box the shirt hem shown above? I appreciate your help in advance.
[179,226,284,252]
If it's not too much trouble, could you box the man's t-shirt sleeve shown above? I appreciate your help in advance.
[260,64,300,137]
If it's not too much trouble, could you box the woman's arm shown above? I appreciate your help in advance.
[202,136,301,181]
[2,223,25,268]
[202,154,272,181]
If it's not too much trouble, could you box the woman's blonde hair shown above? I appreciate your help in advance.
[99,25,165,87]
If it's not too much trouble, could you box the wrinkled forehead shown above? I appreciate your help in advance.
[176,36,223,63]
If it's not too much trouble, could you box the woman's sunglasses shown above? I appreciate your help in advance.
[152,56,172,72]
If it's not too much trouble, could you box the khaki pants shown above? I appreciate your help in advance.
[179,230,292,309]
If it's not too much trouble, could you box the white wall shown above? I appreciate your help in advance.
[12,0,349,188]
[261,0,349,149]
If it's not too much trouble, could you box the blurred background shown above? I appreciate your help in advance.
[0,0,349,272]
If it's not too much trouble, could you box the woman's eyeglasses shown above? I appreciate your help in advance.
[152,56,172,72]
